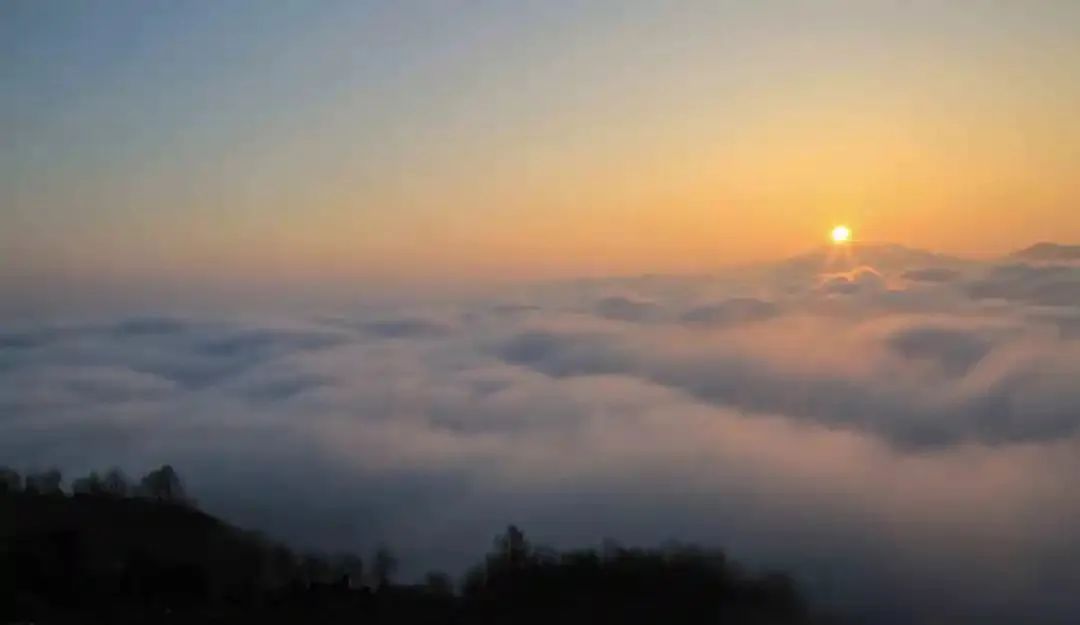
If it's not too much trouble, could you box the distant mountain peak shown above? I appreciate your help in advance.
[1011,242,1080,261]
[780,242,962,274]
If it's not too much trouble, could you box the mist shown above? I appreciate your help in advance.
[5,243,1080,623]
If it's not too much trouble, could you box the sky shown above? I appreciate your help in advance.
[3,0,1080,300]
[4,4,1080,623]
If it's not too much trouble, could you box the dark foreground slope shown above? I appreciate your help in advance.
[2,491,283,623]
[1,491,838,625]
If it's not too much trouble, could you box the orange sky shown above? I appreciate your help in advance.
[4,2,1079,288]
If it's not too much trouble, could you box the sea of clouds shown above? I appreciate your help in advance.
[4,242,1080,623]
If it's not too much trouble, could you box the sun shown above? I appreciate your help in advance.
[831,225,852,244]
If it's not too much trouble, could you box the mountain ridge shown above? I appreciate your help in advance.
[1010,242,1080,261]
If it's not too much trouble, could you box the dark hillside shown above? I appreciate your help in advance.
[3,490,288,622]
[1,474,842,625]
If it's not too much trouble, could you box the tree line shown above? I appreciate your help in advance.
[2,465,841,624]
[0,464,190,504]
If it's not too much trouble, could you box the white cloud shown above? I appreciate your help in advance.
[3,245,1080,622]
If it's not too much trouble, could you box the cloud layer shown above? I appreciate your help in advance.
[3,243,1080,623]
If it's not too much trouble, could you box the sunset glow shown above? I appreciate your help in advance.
[3,2,1080,292]
[4,4,1080,623]
[832,225,853,244]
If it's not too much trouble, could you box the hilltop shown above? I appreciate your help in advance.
[1010,242,1080,262]
[2,471,839,625]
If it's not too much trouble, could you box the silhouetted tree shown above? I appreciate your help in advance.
[102,467,130,497]
[302,553,333,586]
[335,552,364,588]
[24,468,62,495]
[601,537,623,561]
[0,466,21,493]
[72,470,106,496]
[263,543,301,588]
[4,468,830,625]
[424,571,454,596]
[372,546,397,588]
[494,524,530,568]
[138,464,188,504]
[70,467,130,497]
